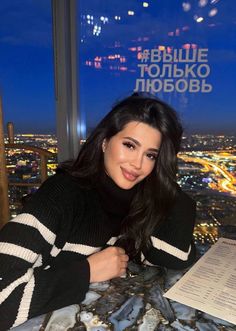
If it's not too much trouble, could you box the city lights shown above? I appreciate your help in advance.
[100,16,108,23]
[128,10,135,16]
[209,8,218,17]
[182,2,191,12]
[93,25,101,36]
[198,0,208,8]
[194,15,204,22]
[6,133,236,246]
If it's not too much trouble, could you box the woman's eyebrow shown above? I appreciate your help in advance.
[123,136,159,152]
[123,136,140,146]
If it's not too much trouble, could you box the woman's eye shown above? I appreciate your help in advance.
[123,142,135,150]
[146,153,157,161]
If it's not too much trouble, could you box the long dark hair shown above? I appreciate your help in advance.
[62,93,183,258]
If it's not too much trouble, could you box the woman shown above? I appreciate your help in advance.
[0,93,196,330]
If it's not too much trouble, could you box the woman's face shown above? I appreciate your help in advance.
[103,121,162,189]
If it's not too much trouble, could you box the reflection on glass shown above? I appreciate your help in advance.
[77,0,236,245]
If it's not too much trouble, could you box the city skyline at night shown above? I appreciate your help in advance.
[5,132,236,246]
[1,4,236,327]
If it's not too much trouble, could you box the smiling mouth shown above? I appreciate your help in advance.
[121,167,139,181]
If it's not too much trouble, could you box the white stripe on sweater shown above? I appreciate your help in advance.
[50,245,62,257]
[63,242,101,256]
[11,213,56,245]
[106,237,118,245]
[0,243,38,263]
[50,236,120,259]
[33,254,43,268]
[150,236,191,261]
[62,236,122,256]
[0,268,34,305]
[12,275,35,328]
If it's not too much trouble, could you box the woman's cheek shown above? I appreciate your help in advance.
[118,148,130,160]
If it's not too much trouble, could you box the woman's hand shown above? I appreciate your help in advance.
[87,246,129,283]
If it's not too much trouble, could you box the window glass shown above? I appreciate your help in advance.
[78,0,236,248]
[0,1,57,217]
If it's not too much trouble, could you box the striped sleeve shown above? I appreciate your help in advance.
[141,190,196,269]
[0,174,90,330]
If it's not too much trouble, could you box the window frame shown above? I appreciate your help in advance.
[52,0,81,162]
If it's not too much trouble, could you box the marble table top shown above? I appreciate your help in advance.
[11,258,236,331]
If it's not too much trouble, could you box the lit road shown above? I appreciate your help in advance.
[179,152,236,195]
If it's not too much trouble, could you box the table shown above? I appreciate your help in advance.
[11,254,236,331]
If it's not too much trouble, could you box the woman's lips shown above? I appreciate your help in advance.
[121,167,139,181]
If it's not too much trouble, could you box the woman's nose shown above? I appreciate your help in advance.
[130,154,143,169]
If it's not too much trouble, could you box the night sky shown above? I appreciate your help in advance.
[0,0,236,135]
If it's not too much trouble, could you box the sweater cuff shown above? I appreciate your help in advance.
[72,259,90,301]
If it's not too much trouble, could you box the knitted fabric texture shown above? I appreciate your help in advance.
[0,172,196,330]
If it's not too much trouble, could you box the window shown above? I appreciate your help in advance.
[0,1,57,217]
[77,0,236,247]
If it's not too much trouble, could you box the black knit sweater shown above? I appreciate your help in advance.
[0,172,196,330]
